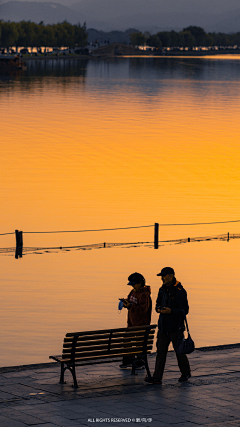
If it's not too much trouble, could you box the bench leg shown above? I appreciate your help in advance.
[70,365,78,388]
[131,357,137,375]
[144,356,151,378]
[59,363,66,384]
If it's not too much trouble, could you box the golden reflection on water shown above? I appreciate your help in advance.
[0,57,240,365]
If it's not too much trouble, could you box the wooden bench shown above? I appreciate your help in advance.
[49,324,157,388]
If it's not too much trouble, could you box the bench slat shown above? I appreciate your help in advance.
[64,331,155,345]
[62,344,153,356]
[60,349,153,363]
[62,339,154,353]
[62,345,153,359]
[63,334,155,347]
[50,356,124,366]
[64,332,153,343]
[65,325,155,337]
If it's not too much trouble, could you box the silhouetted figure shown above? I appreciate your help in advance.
[145,267,191,384]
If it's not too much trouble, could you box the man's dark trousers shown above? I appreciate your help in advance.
[153,331,191,380]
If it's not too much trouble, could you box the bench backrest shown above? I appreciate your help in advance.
[62,325,157,363]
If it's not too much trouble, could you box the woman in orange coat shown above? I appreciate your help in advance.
[120,272,152,369]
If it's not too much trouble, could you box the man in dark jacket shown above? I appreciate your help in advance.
[145,267,191,384]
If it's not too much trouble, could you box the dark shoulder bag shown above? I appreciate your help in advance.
[176,317,195,355]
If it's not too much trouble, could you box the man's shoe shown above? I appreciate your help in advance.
[178,373,191,382]
[144,376,162,384]
[135,365,145,370]
[135,361,145,370]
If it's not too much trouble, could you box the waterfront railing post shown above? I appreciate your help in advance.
[1,221,238,258]
[15,229,23,259]
[154,223,159,249]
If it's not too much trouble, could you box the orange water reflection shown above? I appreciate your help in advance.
[0,57,240,366]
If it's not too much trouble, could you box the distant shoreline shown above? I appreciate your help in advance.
[23,54,90,60]
[158,49,240,56]
[21,50,240,60]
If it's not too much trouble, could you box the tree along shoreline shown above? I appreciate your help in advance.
[130,26,240,49]
[1,21,240,54]
[0,21,87,51]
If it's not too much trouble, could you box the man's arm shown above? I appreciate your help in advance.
[155,289,162,313]
[171,289,189,317]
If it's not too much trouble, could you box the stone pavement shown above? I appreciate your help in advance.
[0,344,240,427]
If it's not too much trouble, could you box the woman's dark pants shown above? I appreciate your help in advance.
[153,331,191,380]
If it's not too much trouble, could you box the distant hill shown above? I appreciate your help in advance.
[0,1,79,24]
[70,0,240,33]
[0,0,240,33]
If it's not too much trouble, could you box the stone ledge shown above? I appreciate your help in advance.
[1,343,240,373]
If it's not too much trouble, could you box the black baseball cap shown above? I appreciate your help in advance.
[127,272,145,286]
[157,267,175,277]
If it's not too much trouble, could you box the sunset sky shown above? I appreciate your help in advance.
[1,0,240,32]
[11,0,239,13]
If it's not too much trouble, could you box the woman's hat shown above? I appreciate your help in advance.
[127,272,145,285]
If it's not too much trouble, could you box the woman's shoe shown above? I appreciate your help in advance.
[119,363,132,369]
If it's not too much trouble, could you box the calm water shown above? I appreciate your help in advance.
[1,56,240,367]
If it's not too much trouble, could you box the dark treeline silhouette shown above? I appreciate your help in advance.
[0,20,87,49]
[1,21,240,51]
[131,26,240,47]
